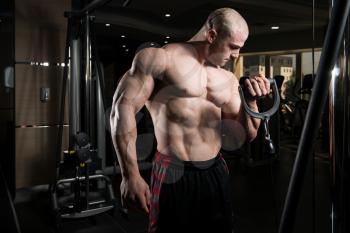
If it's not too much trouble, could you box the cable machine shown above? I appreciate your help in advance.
[50,0,118,225]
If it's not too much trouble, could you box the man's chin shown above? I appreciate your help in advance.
[220,60,229,67]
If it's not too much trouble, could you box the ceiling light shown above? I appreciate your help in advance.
[105,23,110,27]
[121,35,126,38]
[165,13,171,18]
[271,26,279,30]
[164,41,168,44]
[150,43,155,46]
[166,35,170,39]
[125,49,129,52]
[122,45,126,48]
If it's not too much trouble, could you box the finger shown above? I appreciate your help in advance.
[262,76,271,93]
[244,79,256,97]
[145,187,152,207]
[138,194,150,214]
[255,77,267,96]
[250,78,262,96]
[255,74,271,96]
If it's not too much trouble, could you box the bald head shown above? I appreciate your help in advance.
[203,8,249,39]
[188,8,249,66]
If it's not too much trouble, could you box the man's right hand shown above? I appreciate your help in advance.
[120,175,151,214]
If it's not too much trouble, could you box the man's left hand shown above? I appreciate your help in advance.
[243,74,271,101]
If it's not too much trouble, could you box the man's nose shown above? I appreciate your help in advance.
[231,53,239,59]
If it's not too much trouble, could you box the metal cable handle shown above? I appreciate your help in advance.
[238,78,280,120]
[238,78,281,154]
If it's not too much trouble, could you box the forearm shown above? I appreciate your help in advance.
[238,100,261,141]
[111,108,140,179]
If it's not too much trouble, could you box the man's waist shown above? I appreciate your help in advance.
[154,150,223,170]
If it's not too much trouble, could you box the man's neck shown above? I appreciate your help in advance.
[186,38,210,65]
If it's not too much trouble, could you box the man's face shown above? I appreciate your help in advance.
[207,30,247,67]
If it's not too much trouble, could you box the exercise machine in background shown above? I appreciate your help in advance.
[50,1,118,226]
[50,0,151,226]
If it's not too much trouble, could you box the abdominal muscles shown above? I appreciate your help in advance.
[149,97,222,161]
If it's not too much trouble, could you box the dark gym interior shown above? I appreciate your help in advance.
[1,0,349,233]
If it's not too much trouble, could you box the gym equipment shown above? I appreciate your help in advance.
[238,77,281,156]
[50,5,117,227]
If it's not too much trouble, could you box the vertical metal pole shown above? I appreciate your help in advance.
[83,14,92,208]
[96,66,106,169]
[329,5,350,233]
[91,20,107,171]
[69,33,81,149]
[84,14,92,139]
[329,60,340,233]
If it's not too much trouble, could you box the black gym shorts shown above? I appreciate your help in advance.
[149,151,234,233]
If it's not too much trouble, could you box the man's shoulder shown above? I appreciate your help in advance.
[131,42,199,76]
[134,42,185,55]
[134,43,190,65]
[163,42,189,50]
[132,47,168,76]
[162,42,199,57]
[135,46,167,60]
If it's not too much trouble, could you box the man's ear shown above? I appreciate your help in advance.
[207,29,218,44]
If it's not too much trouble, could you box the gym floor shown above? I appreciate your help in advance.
[14,134,330,233]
